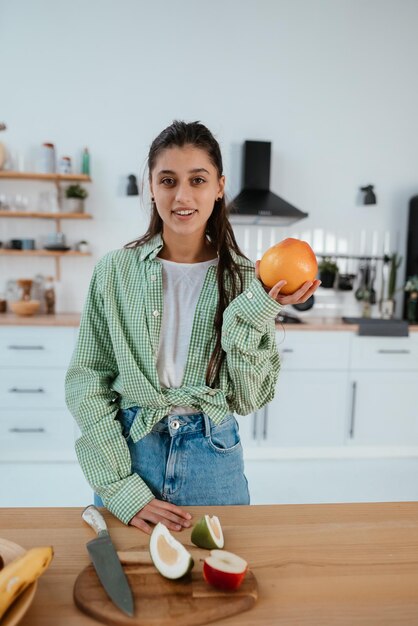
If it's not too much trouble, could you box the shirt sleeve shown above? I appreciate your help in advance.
[65,262,154,524]
[221,276,281,416]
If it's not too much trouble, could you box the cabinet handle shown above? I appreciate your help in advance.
[9,427,46,433]
[262,405,268,439]
[252,411,258,439]
[8,387,45,394]
[282,348,294,353]
[377,349,410,354]
[7,345,45,350]
[349,381,357,438]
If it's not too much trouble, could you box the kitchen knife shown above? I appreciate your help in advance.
[82,504,134,617]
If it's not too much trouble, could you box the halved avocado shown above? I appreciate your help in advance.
[149,522,194,579]
[191,515,224,550]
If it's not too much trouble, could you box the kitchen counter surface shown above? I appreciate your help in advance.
[275,316,354,331]
[276,316,418,331]
[2,502,418,625]
[2,312,418,333]
[0,312,81,326]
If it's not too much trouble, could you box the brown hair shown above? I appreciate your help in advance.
[125,120,252,387]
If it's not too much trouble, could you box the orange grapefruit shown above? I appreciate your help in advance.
[259,238,318,294]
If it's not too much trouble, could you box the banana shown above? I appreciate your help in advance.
[0,546,54,619]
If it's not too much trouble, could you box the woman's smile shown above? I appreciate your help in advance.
[171,208,197,220]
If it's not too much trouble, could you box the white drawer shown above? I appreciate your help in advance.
[0,368,67,409]
[0,327,75,368]
[276,331,351,370]
[350,336,418,371]
[0,410,75,461]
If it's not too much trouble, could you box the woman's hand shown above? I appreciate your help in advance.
[255,260,321,306]
[129,498,192,535]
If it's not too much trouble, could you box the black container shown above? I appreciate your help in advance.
[292,295,315,311]
[319,270,336,288]
[338,274,356,291]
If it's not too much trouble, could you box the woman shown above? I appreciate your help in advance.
[65,120,319,535]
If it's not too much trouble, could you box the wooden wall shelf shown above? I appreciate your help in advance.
[0,250,91,257]
[0,171,93,280]
[0,172,91,183]
[0,211,92,219]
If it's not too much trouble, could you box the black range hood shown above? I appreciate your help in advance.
[228,140,308,226]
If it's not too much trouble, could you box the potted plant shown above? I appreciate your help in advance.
[64,184,88,213]
[77,240,89,253]
[318,257,338,288]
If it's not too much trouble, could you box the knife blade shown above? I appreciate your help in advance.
[82,504,134,617]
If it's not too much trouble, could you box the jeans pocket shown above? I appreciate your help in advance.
[116,406,140,441]
[208,415,242,454]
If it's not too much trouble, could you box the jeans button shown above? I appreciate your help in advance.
[171,420,180,430]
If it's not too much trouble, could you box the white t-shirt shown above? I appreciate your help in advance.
[156,256,218,415]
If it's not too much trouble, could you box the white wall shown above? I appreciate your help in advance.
[1,0,417,312]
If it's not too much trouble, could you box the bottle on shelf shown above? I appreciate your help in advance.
[44,276,56,314]
[82,148,90,175]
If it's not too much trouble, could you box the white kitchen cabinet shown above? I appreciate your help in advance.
[237,329,418,506]
[0,409,76,462]
[0,369,68,410]
[0,327,75,368]
[236,331,351,449]
[347,372,418,445]
[0,326,90,507]
[244,457,418,505]
[350,335,418,371]
[259,370,349,446]
[346,334,418,446]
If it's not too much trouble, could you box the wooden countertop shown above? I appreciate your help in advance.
[2,503,418,625]
[1,312,417,333]
[0,313,81,326]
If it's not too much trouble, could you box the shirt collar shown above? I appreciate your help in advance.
[136,233,164,261]
[136,232,253,267]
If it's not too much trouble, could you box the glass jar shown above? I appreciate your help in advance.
[39,143,56,173]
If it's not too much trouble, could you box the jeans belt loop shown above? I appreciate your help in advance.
[202,413,211,438]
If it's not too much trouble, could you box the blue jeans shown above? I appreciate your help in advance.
[94,407,250,508]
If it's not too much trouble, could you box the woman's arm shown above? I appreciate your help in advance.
[65,262,155,524]
[221,276,282,416]
[221,262,320,416]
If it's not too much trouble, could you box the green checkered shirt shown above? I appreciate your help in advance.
[65,233,281,524]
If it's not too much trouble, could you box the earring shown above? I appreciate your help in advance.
[151,196,155,202]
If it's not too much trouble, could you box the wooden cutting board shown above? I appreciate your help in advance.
[73,545,257,626]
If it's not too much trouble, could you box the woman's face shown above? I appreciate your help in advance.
[149,144,225,239]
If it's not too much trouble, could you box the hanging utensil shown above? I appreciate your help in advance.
[369,264,377,305]
[355,263,366,301]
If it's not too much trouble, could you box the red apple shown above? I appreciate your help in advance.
[202,549,248,591]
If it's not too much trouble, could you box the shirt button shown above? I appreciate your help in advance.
[150,275,156,282]
[246,291,253,299]
[153,310,160,317]
[208,389,217,396]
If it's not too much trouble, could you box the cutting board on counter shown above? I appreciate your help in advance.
[73,545,258,626]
